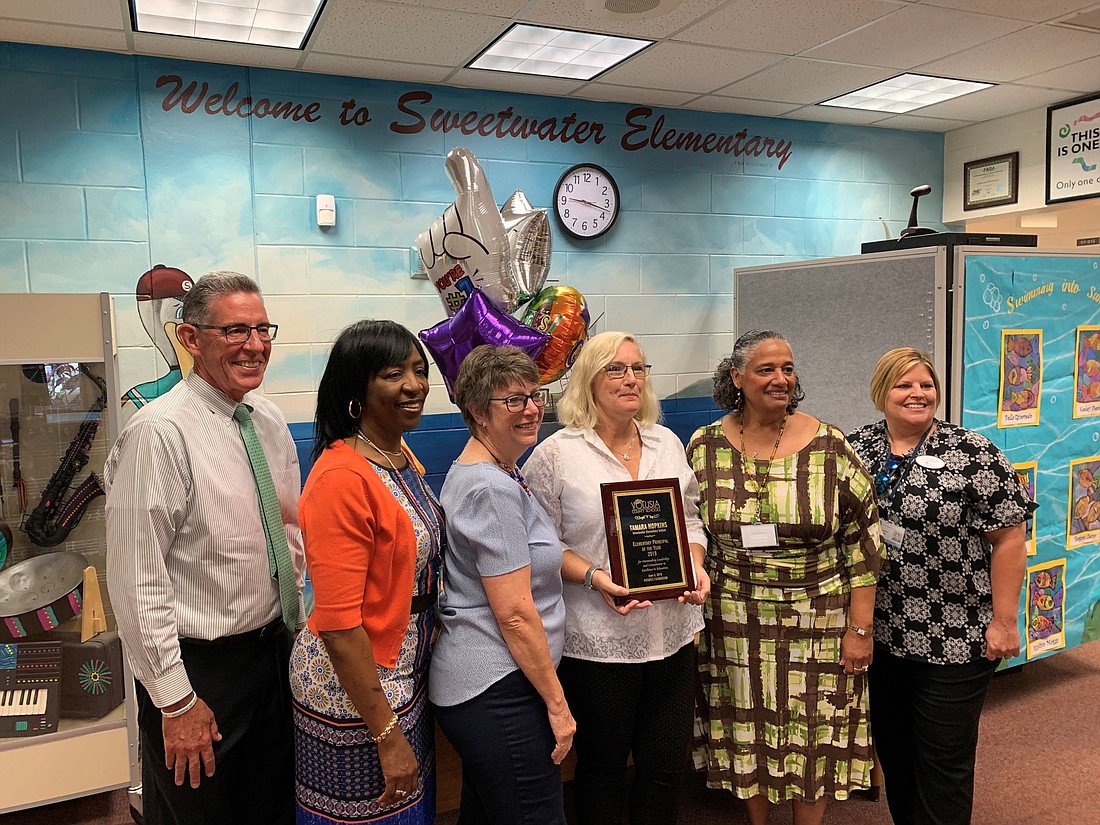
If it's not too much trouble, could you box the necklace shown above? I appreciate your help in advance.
[599,424,639,461]
[355,429,404,472]
[475,438,532,496]
[738,412,788,524]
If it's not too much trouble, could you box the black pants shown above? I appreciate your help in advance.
[136,621,294,825]
[558,642,695,825]
[435,669,568,825]
[868,645,998,825]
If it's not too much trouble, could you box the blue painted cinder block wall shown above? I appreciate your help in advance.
[0,41,946,481]
[290,394,722,494]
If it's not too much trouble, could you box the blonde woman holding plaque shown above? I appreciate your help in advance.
[525,330,709,825]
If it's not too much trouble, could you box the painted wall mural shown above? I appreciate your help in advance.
[0,41,946,484]
[122,265,194,411]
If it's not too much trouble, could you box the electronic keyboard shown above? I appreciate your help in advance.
[0,641,61,737]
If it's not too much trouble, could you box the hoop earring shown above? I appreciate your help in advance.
[348,398,362,419]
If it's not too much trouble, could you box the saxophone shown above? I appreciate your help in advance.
[24,365,109,548]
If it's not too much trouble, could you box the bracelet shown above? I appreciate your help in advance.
[583,565,601,590]
[847,624,871,637]
[374,713,400,744]
[161,692,198,718]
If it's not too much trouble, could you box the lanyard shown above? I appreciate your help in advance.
[877,422,933,508]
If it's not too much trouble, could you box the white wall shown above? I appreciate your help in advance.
[943,106,1049,224]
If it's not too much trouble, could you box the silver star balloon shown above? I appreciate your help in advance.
[500,189,551,306]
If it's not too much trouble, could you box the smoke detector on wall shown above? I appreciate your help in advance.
[584,0,683,20]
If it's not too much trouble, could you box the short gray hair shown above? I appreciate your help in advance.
[453,345,540,435]
[713,329,805,413]
[182,271,261,324]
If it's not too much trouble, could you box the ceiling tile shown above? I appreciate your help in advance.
[521,0,729,40]
[0,20,130,51]
[916,24,1100,82]
[447,68,586,98]
[873,113,974,132]
[386,0,528,14]
[301,54,453,83]
[574,83,696,108]
[596,41,782,93]
[918,0,1097,24]
[903,83,1072,121]
[133,32,305,68]
[674,0,905,55]
[1060,8,1100,30]
[782,105,888,125]
[716,59,893,105]
[310,0,507,64]
[682,96,800,116]
[1,0,126,28]
[804,5,1027,69]
[1016,54,1100,94]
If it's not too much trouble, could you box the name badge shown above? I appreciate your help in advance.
[742,523,779,548]
[916,455,945,470]
[880,519,905,550]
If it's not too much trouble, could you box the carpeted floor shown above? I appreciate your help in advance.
[5,641,1099,825]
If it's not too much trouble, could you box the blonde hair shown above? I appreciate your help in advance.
[869,347,941,412]
[556,331,660,430]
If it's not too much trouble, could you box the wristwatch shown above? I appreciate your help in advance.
[848,624,870,637]
[583,565,601,590]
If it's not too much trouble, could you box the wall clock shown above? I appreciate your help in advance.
[554,163,620,240]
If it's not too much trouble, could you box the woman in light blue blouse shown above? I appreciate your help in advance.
[429,345,572,824]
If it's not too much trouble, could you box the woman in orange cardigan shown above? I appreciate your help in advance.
[289,320,444,825]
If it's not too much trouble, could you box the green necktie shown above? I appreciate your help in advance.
[234,403,299,632]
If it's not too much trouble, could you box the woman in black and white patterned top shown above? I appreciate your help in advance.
[847,347,1035,825]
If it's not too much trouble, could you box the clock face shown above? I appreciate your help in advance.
[554,163,619,240]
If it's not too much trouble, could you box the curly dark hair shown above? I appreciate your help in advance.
[712,330,805,414]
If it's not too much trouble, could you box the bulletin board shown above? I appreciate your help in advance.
[956,249,1100,662]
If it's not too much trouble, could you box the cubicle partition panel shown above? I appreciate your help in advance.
[735,249,947,435]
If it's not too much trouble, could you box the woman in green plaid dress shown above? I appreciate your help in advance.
[688,331,882,825]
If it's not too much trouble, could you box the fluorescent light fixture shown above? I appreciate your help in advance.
[468,23,652,81]
[819,73,994,114]
[131,0,326,49]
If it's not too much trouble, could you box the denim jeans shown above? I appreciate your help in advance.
[435,669,567,825]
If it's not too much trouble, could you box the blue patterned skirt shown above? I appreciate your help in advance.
[290,620,435,824]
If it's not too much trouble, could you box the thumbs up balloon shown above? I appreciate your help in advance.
[416,148,519,317]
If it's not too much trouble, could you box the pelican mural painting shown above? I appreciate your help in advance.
[123,265,194,408]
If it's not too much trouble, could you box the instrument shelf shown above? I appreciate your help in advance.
[0,293,138,816]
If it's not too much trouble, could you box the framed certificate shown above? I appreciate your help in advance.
[600,477,695,604]
[963,152,1018,210]
[1047,92,1100,204]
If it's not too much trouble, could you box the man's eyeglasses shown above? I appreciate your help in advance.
[489,389,548,412]
[874,456,902,496]
[603,363,652,379]
[191,323,279,343]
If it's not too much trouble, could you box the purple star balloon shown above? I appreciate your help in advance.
[419,288,550,397]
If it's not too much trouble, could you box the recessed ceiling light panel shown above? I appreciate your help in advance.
[131,0,327,49]
[819,73,993,114]
[468,23,652,81]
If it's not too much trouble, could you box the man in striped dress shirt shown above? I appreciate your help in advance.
[106,272,304,825]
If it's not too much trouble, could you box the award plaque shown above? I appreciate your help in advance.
[601,477,695,604]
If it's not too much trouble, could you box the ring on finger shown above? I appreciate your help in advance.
[395,790,409,798]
